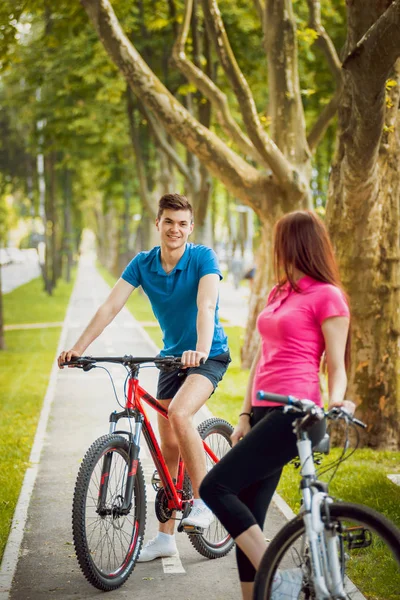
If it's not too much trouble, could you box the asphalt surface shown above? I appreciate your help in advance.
[4,257,287,600]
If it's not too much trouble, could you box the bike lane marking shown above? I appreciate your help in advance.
[162,555,185,574]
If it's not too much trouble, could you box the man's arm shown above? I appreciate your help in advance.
[181,273,220,368]
[58,278,135,368]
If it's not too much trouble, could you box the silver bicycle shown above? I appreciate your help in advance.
[253,392,400,600]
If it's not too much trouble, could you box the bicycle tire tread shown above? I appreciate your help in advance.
[186,418,235,559]
[72,434,146,591]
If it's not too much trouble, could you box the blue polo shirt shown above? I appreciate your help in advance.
[121,243,228,357]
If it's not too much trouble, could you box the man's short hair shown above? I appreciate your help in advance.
[157,193,193,221]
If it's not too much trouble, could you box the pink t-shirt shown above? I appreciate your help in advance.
[252,276,350,408]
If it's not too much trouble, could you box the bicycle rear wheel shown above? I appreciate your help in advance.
[72,434,146,591]
[186,417,235,559]
[253,502,400,600]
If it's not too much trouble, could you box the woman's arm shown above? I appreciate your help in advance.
[322,316,355,413]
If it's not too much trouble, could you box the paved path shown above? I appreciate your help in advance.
[1,259,41,294]
[1,257,286,600]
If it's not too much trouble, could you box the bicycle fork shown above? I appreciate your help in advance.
[299,438,346,599]
[308,493,346,599]
[97,414,143,517]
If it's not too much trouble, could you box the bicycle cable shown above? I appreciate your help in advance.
[316,418,361,483]
[85,364,124,407]
[123,366,134,438]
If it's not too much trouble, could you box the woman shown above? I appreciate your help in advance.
[200,211,354,599]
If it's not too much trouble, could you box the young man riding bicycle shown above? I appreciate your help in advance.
[58,193,230,562]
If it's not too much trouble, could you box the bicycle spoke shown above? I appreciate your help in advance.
[81,446,138,575]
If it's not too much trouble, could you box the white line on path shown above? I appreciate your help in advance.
[4,322,64,331]
[162,555,185,574]
[0,274,78,600]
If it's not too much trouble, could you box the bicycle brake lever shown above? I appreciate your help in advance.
[82,363,96,372]
[283,405,301,414]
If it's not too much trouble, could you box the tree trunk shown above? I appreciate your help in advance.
[241,202,287,368]
[62,169,73,283]
[118,180,132,272]
[36,122,51,295]
[327,2,400,449]
[47,150,59,289]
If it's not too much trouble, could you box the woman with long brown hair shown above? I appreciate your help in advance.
[200,211,354,599]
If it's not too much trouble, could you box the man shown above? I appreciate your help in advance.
[58,193,230,562]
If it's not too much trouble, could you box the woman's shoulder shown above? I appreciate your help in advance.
[308,280,350,320]
[308,280,346,300]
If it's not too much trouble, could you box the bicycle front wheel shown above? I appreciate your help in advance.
[186,417,235,559]
[72,434,146,591]
[253,502,400,600]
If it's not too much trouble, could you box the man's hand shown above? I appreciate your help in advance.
[58,349,81,369]
[328,399,356,415]
[231,416,251,446]
[181,350,208,368]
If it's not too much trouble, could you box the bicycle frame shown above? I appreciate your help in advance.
[98,365,220,515]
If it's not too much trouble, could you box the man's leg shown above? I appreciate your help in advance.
[137,399,180,561]
[167,373,213,497]
[139,372,216,559]
[157,400,179,535]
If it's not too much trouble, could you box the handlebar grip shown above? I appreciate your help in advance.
[256,391,301,407]
[61,357,79,367]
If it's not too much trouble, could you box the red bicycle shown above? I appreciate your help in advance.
[63,354,234,591]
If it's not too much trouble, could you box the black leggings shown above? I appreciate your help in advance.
[199,407,325,582]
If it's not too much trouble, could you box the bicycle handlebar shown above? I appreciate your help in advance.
[256,391,367,429]
[61,355,183,369]
[256,391,303,408]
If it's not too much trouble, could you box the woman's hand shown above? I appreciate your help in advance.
[231,416,252,446]
[328,399,356,416]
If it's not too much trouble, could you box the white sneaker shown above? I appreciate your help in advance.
[137,535,178,562]
[270,568,303,599]
[181,503,215,529]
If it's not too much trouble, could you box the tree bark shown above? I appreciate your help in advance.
[241,204,286,368]
[327,1,400,449]
[80,0,293,210]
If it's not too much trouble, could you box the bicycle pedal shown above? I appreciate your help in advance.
[182,524,204,534]
[151,470,161,491]
[344,526,372,549]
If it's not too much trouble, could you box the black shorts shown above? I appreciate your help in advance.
[156,351,231,400]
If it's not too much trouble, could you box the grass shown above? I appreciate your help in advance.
[0,274,75,561]
[207,326,249,424]
[97,264,400,599]
[3,276,76,325]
